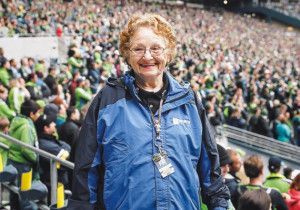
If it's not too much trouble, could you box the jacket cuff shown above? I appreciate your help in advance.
[212,200,231,210]
[67,198,97,210]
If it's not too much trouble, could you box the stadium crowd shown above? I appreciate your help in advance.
[263,1,300,20]
[0,0,299,208]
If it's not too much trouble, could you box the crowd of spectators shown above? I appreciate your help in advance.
[219,143,300,210]
[0,0,299,38]
[0,0,299,206]
[262,1,300,20]
[0,0,299,145]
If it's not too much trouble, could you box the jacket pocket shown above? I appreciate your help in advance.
[102,138,130,164]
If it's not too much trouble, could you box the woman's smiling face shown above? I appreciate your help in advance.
[128,27,169,83]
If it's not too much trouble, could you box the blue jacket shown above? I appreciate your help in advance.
[67,71,230,210]
[276,123,291,143]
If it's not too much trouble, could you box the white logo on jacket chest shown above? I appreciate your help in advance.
[173,118,190,125]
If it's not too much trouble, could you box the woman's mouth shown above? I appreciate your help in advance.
[139,64,156,67]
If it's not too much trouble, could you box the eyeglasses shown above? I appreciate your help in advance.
[130,46,166,57]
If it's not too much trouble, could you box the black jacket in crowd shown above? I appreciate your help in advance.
[38,132,71,187]
[44,74,57,94]
[57,119,80,162]
[224,173,241,208]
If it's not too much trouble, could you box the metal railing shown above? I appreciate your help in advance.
[0,142,9,150]
[0,132,74,205]
[217,125,300,166]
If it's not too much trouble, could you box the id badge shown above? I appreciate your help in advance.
[153,151,175,178]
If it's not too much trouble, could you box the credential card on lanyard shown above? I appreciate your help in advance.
[153,152,175,178]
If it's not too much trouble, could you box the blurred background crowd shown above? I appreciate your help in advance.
[0,0,299,209]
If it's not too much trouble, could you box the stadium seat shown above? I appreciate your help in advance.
[19,180,48,201]
[0,164,17,183]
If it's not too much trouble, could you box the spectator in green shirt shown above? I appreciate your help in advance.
[74,78,92,110]
[263,156,290,194]
[0,60,12,88]
[7,99,40,210]
[0,86,16,120]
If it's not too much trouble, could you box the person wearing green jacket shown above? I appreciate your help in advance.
[7,99,40,210]
[34,60,46,73]
[0,116,10,167]
[68,48,83,73]
[0,86,16,120]
[263,156,290,194]
[74,78,92,110]
[8,78,24,114]
[94,46,103,67]
[0,60,12,88]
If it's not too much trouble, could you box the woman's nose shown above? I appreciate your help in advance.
[143,49,153,59]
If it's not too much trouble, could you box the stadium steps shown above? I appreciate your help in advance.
[217,125,300,168]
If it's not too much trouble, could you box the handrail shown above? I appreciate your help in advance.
[0,132,74,205]
[0,132,74,169]
[217,125,300,166]
[223,124,299,151]
[0,142,9,150]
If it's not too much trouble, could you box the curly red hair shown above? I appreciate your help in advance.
[119,13,177,65]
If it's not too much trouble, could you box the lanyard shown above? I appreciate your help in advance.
[149,90,166,154]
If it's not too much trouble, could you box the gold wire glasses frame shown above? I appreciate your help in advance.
[129,47,166,57]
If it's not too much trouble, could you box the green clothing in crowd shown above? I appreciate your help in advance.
[9,87,24,114]
[35,63,45,73]
[26,81,39,89]
[8,115,38,165]
[0,98,16,120]
[102,62,113,77]
[263,173,290,194]
[75,86,92,110]
[94,51,102,67]
[0,67,11,87]
[65,70,73,81]
[68,57,83,72]
[0,136,9,167]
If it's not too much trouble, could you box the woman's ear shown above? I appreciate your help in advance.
[125,57,132,69]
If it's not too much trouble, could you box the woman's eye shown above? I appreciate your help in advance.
[134,48,144,52]
[151,47,160,51]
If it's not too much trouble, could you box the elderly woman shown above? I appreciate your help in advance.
[68,13,230,210]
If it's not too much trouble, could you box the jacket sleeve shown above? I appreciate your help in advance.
[0,101,16,120]
[67,90,103,210]
[20,124,37,163]
[75,88,92,102]
[192,89,230,210]
[26,86,43,101]
[10,87,20,113]
[39,139,71,156]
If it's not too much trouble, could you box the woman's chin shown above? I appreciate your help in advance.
[139,71,161,80]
